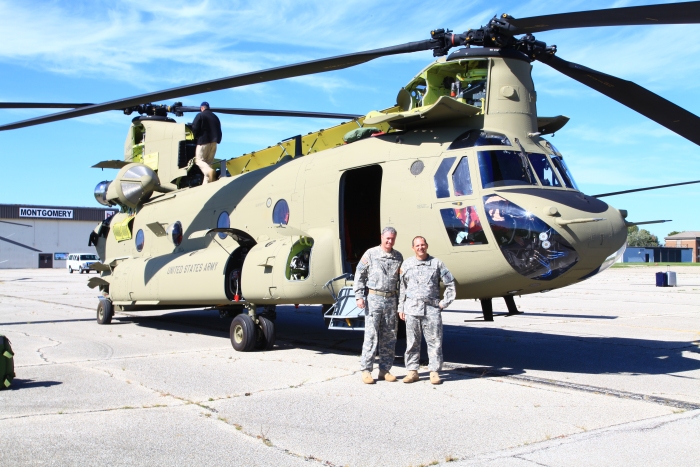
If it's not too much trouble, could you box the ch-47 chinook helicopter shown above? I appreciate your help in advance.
[2,2,700,352]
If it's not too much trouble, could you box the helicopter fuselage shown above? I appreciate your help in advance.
[92,52,627,311]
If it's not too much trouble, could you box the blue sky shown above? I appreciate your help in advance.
[0,0,698,241]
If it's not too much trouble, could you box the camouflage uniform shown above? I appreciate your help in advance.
[398,256,456,372]
[354,246,404,372]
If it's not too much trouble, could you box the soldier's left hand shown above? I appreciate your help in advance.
[398,312,405,321]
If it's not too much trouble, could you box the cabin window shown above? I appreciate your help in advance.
[440,206,488,246]
[217,211,230,239]
[551,155,579,190]
[135,229,145,252]
[168,221,183,247]
[448,130,511,150]
[477,150,537,189]
[272,199,289,225]
[451,157,472,196]
[527,153,561,187]
[433,157,456,198]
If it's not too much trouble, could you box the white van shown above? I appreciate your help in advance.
[67,253,99,274]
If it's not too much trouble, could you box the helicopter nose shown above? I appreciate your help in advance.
[482,194,579,281]
[480,193,628,283]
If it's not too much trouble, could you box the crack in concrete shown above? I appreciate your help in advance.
[36,336,62,363]
[0,293,94,310]
[446,364,700,411]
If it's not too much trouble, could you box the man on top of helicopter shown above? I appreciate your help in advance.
[191,101,222,185]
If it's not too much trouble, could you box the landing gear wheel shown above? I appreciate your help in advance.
[254,316,276,351]
[68,267,73,274]
[96,299,113,324]
[230,314,256,352]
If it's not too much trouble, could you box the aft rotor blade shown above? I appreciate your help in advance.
[507,1,700,34]
[178,106,361,119]
[593,179,700,198]
[539,54,700,146]
[0,102,92,109]
[0,40,434,132]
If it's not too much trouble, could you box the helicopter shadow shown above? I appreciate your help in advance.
[120,305,700,379]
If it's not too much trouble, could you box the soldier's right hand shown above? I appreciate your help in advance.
[356,298,365,309]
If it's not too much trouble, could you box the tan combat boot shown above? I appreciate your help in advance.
[378,370,397,382]
[403,370,420,383]
[362,371,375,384]
[430,371,442,385]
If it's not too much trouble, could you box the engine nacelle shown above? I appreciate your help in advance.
[106,163,161,209]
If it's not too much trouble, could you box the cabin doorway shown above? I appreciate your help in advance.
[340,165,382,275]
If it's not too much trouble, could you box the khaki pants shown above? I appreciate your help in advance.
[195,142,218,184]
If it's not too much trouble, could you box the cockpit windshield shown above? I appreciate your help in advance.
[527,153,561,187]
[478,150,537,189]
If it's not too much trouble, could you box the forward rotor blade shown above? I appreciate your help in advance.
[507,1,700,34]
[538,54,700,146]
[0,40,434,132]
[0,102,92,109]
[177,106,361,119]
[624,219,671,227]
[593,179,700,198]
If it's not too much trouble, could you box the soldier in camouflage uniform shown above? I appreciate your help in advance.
[398,236,456,385]
[354,227,403,384]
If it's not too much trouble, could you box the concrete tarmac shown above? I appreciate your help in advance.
[1,267,699,466]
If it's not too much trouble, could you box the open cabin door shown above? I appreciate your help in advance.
[339,165,383,275]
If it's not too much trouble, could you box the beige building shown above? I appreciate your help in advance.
[664,231,700,263]
[0,204,117,269]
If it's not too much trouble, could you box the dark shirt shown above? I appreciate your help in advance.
[191,109,222,145]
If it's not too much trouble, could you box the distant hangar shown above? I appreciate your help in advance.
[0,204,116,269]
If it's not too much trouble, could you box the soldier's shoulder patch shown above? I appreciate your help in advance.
[361,257,369,265]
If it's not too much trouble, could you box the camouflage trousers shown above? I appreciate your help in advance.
[404,312,443,372]
[360,295,398,372]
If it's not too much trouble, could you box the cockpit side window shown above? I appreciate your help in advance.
[451,157,472,196]
[542,140,579,190]
[434,157,456,199]
[527,153,561,187]
[449,130,511,150]
[550,156,578,190]
[477,150,538,189]
[440,206,488,246]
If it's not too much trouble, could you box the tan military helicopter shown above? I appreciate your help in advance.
[3,2,700,352]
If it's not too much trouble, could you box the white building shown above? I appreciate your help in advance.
[0,204,117,269]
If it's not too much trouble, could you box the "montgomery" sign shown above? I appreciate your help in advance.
[19,207,74,219]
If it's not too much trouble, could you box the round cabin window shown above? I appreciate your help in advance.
[135,229,145,252]
[217,211,230,239]
[168,221,183,247]
[272,199,290,225]
[410,160,424,175]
